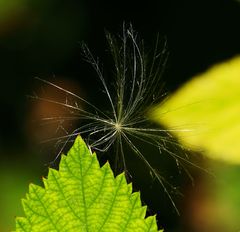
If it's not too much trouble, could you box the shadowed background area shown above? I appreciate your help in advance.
[0,0,239,231]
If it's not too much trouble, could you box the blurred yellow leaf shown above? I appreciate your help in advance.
[151,56,240,164]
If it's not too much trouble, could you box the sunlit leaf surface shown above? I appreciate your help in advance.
[151,56,240,164]
[15,136,161,232]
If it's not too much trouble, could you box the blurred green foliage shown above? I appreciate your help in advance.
[0,0,28,21]
[214,163,240,230]
[0,160,41,231]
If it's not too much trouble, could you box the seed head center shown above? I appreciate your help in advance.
[115,122,122,132]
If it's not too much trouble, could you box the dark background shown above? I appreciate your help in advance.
[0,0,239,151]
[0,0,239,231]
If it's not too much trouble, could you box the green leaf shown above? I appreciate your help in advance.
[15,136,162,232]
[150,56,240,164]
